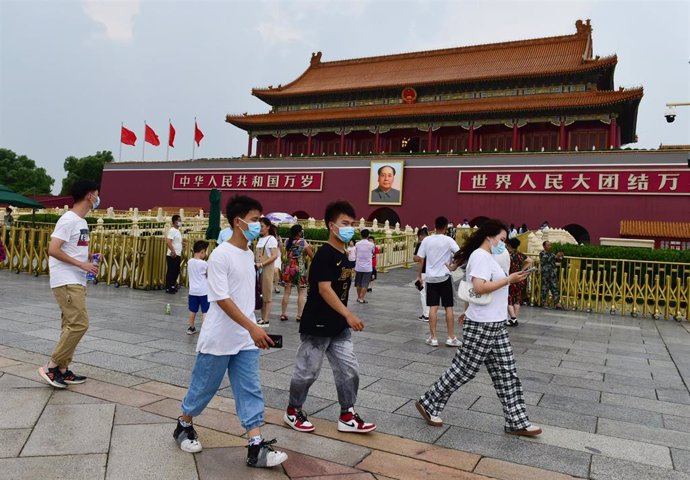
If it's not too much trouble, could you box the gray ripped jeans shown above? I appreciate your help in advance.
[289,329,359,410]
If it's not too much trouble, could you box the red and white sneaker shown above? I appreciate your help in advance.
[284,407,315,432]
[337,407,376,433]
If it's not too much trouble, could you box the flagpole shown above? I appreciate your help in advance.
[192,117,196,160]
[166,118,170,161]
[142,121,146,161]
[119,122,123,162]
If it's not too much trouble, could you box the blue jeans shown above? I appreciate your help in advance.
[181,349,264,431]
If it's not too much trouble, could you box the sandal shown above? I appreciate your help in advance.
[280,315,288,322]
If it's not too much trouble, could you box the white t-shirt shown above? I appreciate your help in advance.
[355,239,375,272]
[417,234,460,279]
[49,211,89,288]
[494,249,510,275]
[167,227,182,256]
[196,242,257,355]
[347,246,356,262]
[187,258,208,296]
[257,235,278,261]
[465,249,509,322]
[217,227,232,243]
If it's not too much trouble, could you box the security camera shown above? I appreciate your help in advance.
[665,107,677,123]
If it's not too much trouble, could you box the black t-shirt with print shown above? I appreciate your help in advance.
[300,243,353,337]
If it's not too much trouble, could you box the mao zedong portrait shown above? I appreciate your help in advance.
[370,165,400,203]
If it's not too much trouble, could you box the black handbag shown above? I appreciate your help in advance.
[255,266,263,310]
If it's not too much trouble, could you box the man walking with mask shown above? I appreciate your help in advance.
[283,200,376,434]
[38,179,100,388]
[166,214,183,293]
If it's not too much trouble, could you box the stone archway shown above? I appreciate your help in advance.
[563,223,590,244]
[469,216,489,227]
[367,207,401,227]
[292,210,310,219]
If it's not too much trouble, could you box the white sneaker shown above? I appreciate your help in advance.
[173,419,202,453]
[445,337,460,347]
[425,336,438,347]
[415,401,443,426]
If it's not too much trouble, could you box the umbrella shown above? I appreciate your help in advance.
[0,184,44,209]
[265,212,296,224]
[205,188,221,241]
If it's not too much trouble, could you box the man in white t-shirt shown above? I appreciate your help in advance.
[415,216,460,347]
[165,214,184,293]
[38,179,100,389]
[174,195,288,469]
[354,229,375,304]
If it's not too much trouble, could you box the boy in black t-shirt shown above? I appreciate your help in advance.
[283,201,376,434]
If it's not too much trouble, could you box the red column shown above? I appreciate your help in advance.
[512,123,519,151]
[468,126,475,151]
[307,132,312,156]
[609,117,618,149]
[276,136,282,156]
[427,127,433,152]
[375,128,380,154]
[247,133,253,157]
[559,122,567,150]
[339,130,345,154]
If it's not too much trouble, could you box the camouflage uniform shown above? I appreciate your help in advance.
[539,251,560,306]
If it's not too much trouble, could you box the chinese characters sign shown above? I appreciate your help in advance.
[458,170,689,195]
[172,171,323,191]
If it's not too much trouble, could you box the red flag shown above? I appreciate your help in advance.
[145,124,160,146]
[194,121,204,146]
[121,126,137,146]
[168,122,176,148]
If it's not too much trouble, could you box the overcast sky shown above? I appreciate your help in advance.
[1,0,688,193]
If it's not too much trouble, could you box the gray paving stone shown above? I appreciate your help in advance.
[522,378,601,401]
[80,338,161,357]
[672,448,690,474]
[84,328,160,344]
[136,350,197,369]
[48,390,110,405]
[602,392,690,418]
[590,455,690,480]
[106,424,198,480]
[0,388,51,428]
[0,373,45,389]
[113,404,171,425]
[12,338,95,357]
[76,351,159,373]
[552,374,658,399]
[196,446,288,479]
[539,394,664,427]
[665,415,690,433]
[261,423,371,466]
[135,365,195,387]
[436,426,591,477]
[0,453,107,480]
[598,418,690,450]
[22,403,115,456]
[0,428,30,458]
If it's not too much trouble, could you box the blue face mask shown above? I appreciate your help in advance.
[239,218,261,241]
[491,240,506,255]
[91,194,100,209]
[333,224,355,243]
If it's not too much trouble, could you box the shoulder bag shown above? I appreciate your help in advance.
[457,279,492,305]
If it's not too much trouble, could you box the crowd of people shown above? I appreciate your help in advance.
[35,180,566,471]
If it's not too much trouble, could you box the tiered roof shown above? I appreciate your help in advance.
[621,220,690,240]
[250,19,609,101]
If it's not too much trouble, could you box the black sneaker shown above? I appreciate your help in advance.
[186,326,197,335]
[173,418,202,453]
[507,319,519,327]
[37,366,67,389]
[246,439,288,468]
[62,370,87,384]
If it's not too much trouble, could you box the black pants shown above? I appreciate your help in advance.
[166,255,181,291]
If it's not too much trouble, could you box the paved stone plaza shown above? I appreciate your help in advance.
[2,267,690,479]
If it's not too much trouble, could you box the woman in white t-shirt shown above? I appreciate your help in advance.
[415,219,542,437]
[255,218,279,326]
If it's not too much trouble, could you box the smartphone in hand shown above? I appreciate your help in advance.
[414,280,424,291]
[268,334,283,348]
[522,266,538,274]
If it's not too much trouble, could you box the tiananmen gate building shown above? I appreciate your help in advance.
[102,20,689,245]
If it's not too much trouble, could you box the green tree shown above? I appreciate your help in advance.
[0,148,55,195]
[60,151,114,195]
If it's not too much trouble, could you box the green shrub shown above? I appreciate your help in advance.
[553,243,690,263]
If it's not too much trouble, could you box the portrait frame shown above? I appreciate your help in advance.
[368,160,404,206]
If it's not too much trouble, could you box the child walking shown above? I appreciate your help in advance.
[174,195,288,469]
[186,240,209,335]
[283,200,376,434]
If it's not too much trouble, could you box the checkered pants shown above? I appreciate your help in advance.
[419,319,531,431]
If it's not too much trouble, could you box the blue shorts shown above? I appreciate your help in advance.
[188,295,210,313]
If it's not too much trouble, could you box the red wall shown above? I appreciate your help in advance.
[101,158,689,243]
